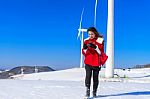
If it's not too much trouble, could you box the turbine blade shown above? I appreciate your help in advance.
[77,8,84,40]
[94,0,98,27]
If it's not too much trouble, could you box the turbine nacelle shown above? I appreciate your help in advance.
[78,28,87,32]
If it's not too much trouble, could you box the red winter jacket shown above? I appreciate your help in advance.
[82,37,108,67]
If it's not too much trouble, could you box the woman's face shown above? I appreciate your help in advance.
[88,31,95,39]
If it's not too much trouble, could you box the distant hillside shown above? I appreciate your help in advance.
[133,64,150,68]
[0,66,55,79]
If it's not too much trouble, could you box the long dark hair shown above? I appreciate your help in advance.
[87,27,103,38]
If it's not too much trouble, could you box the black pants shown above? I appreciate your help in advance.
[85,64,101,90]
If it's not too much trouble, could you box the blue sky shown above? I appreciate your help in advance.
[0,0,150,70]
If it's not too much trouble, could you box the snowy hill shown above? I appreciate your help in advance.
[12,68,85,81]
[0,68,150,99]
[12,68,150,83]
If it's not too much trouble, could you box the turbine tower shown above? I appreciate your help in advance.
[78,28,87,68]
[105,0,114,78]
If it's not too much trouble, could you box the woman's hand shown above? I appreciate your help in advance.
[83,44,88,49]
[87,43,97,49]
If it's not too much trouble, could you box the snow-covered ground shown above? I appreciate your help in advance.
[1,68,150,99]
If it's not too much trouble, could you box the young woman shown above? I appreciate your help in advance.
[82,27,107,98]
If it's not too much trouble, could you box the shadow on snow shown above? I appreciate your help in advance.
[96,91,150,98]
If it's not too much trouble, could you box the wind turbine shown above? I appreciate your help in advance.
[105,0,114,78]
[21,67,24,75]
[77,0,114,77]
[77,0,98,68]
[34,65,38,73]
[77,8,87,68]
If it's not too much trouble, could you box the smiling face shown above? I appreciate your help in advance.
[88,31,96,39]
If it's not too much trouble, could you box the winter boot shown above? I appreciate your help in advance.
[85,87,90,97]
[93,89,97,97]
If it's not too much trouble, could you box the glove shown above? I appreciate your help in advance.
[87,43,97,49]
[83,44,88,49]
